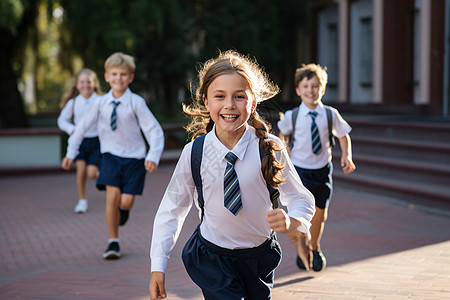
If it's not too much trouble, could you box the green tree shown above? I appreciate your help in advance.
[185,0,306,117]
[1,0,307,127]
[58,0,193,118]
[0,0,36,128]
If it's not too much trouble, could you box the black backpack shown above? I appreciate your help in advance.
[191,134,279,221]
[288,106,336,150]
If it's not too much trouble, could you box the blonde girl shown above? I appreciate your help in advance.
[149,50,315,299]
[57,68,102,213]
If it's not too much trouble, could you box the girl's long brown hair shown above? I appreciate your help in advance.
[184,50,285,187]
[59,68,102,109]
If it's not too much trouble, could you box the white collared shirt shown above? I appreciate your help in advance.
[150,124,315,273]
[277,102,352,169]
[66,88,164,163]
[57,93,99,137]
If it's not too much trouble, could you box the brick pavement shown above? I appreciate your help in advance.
[1,164,450,299]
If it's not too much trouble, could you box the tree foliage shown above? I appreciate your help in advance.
[0,0,39,127]
[1,0,306,127]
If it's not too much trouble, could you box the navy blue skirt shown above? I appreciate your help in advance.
[182,225,282,300]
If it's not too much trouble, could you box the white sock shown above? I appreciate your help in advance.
[78,199,88,204]
[108,238,120,244]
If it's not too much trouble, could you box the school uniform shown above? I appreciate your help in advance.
[150,124,315,299]
[57,93,101,166]
[65,88,164,195]
[277,102,352,208]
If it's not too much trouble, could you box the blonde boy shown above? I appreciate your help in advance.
[62,52,164,259]
[278,64,355,271]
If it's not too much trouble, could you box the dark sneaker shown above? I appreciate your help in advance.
[312,250,326,271]
[296,252,311,270]
[103,241,121,259]
[119,208,129,226]
[296,255,306,270]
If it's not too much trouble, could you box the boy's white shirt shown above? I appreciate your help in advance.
[150,124,315,273]
[277,102,352,169]
[66,88,164,164]
[57,93,99,137]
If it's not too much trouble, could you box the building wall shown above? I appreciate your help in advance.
[317,4,339,103]
[349,0,373,103]
[429,0,446,114]
[304,0,448,115]
[382,0,415,105]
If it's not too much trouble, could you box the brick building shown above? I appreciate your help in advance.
[291,0,450,116]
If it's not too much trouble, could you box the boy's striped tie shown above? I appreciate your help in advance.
[110,101,121,131]
[224,152,242,216]
[309,111,322,155]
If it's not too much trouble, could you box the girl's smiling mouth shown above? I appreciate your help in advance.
[221,114,239,121]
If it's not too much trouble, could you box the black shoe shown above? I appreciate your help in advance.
[296,255,306,270]
[312,250,326,271]
[296,252,310,270]
[119,208,129,226]
[103,241,121,259]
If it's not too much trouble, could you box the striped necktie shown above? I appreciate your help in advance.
[309,111,322,155]
[110,101,121,131]
[224,152,242,216]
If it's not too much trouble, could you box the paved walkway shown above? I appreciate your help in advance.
[1,164,450,299]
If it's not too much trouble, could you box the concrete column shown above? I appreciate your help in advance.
[419,0,431,104]
[444,0,450,116]
[338,0,349,103]
[373,0,383,103]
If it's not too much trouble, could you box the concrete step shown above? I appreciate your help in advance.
[333,168,450,209]
[333,154,450,186]
[346,118,450,143]
[332,118,450,208]
[350,136,450,164]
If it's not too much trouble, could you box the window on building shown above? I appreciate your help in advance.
[359,17,373,86]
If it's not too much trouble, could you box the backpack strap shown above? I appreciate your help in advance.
[191,134,279,221]
[288,107,299,150]
[289,105,335,149]
[191,134,206,221]
[258,147,280,209]
[324,106,336,149]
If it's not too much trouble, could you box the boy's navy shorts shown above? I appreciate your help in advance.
[75,137,101,167]
[96,153,146,195]
[295,162,333,209]
[182,225,282,300]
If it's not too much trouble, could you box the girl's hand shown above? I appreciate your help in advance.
[149,271,166,299]
[61,157,73,170]
[267,209,291,233]
[145,161,158,173]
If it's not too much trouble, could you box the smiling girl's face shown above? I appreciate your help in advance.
[76,73,95,99]
[203,73,256,148]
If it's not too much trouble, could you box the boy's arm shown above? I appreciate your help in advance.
[277,110,294,151]
[134,98,164,165]
[145,160,157,173]
[278,133,290,148]
[338,134,356,174]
